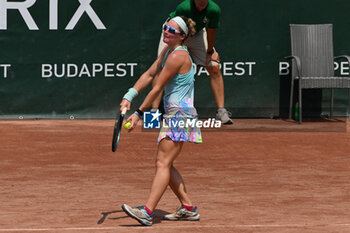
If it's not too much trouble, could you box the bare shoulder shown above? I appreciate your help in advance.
[166,50,188,67]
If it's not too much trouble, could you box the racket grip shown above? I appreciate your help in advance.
[121,107,127,115]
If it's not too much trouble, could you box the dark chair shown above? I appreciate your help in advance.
[285,24,350,123]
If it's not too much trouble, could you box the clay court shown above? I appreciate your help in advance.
[1,119,350,233]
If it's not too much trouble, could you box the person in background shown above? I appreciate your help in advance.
[153,0,233,124]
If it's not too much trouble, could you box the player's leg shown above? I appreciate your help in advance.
[145,138,184,211]
[163,165,200,221]
[122,138,183,226]
[169,165,192,206]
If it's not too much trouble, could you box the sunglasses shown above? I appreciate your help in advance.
[163,24,184,35]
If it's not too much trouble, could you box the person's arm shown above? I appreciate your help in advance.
[206,28,216,54]
[206,28,220,65]
[205,2,221,64]
[133,46,168,93]
[139,51,183,111]
[127,51,185,130]
[120,46,168,111]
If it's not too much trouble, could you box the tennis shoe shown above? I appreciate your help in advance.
[216,108,233,124]
[163,206,200,221]
[121,204,153,226]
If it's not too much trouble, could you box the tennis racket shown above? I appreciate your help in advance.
[112,107,127,152]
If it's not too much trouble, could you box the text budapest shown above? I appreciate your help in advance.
[42,63,137,78]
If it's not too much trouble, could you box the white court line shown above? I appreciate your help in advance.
[1,224,350,232]
[0,227,117,232]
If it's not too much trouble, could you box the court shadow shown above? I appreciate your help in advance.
[153,209,171,224]
[282,116,346,123]
[97,210,126,224]
[302,117,346,123]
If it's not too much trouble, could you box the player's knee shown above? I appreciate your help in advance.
[155,156,172,169]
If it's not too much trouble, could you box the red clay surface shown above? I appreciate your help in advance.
[0,119,350,233]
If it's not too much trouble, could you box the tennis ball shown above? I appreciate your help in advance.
[124,121,132,130]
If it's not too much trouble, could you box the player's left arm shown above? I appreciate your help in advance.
[139,52,182,111]
[126,52,184,130]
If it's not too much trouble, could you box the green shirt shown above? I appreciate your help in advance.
[169,0,221,34]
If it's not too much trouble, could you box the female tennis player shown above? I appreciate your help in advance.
[119,16,202,226]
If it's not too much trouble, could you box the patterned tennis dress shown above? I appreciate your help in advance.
[158,45,202,144]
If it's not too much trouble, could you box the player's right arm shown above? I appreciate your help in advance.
[119,46,168,112]
[131,46,168,93]
[125,51,184,131]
